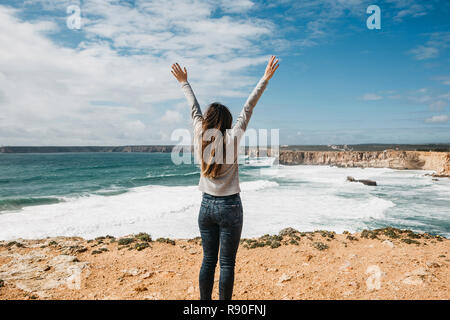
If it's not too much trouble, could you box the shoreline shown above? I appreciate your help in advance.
[277,150,450,177]
[1,227,448,300]
[2,149,449,177]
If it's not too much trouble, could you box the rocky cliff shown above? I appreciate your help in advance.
[0,145,175,153]
[278,150,450,177]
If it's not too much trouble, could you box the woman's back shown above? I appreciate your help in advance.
[184,77,269,196]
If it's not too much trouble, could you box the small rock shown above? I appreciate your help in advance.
[277,273,292,285]
[134,285,148,293]
[339,261,352,272]
[49,255,78,265]
[347,176,377,186]
[382,240,395,248]
[409,267,428,277]
[141,272,155,279]
[121,268,141,276]
[402,268,428,286]
[75,247,88,254]
[342,290,354,297]
[426,261,440,268]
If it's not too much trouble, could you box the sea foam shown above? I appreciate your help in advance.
[0,165,449,240]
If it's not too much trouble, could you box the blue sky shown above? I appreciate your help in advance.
[0,0,449,146]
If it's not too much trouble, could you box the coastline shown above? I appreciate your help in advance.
[1,228,448,300]
[2,147,449,177]
[276,150,450,177]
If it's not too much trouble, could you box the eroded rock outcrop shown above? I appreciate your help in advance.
[347,176,377,186]
[0,241,90,298]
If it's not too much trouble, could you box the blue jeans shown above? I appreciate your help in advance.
[198,192,243,300]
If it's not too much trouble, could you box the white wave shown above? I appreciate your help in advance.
[0,179,279,241]
[0,165,448,240]
[145,171,199,178]
[0,185,202,241]
[240,180,279,191]
[244,157,276,167]
[240,186,395,238]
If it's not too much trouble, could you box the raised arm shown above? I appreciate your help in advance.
[232,56,279,135]
[171,63,202,130]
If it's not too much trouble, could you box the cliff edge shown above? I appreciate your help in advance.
[0,229,448,300]
[278,150,450,177]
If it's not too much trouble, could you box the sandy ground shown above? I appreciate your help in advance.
[0,228,448,300]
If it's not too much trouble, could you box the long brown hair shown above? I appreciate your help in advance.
[201,102,233,178]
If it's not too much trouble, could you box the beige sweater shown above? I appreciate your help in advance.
[181,77,268,196]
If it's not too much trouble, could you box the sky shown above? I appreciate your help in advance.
[0,0,449,146]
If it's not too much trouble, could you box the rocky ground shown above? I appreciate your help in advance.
[0,228,448,300]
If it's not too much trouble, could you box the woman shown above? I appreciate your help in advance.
[171,56,279,300]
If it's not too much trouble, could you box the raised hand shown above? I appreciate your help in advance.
[171,63,188,83]
[263,56,279,81]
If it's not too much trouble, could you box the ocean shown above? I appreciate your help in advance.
[0,152,449,240]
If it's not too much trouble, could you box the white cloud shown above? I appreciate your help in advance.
[398,88,449,111]
[79,0,271,58]
[425,115,449,123]
[161,110,183,124]
[278,0,436,50]
[409,32,450,60]
[122,120,146,138]
[439,92,450,100]
[390,2,431,21]
[361,93,383,101]
[429,100,447,111]
[417,88,427,93]
[409,45,439,60]
[220,0,255,13]
[0,2,274,145]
